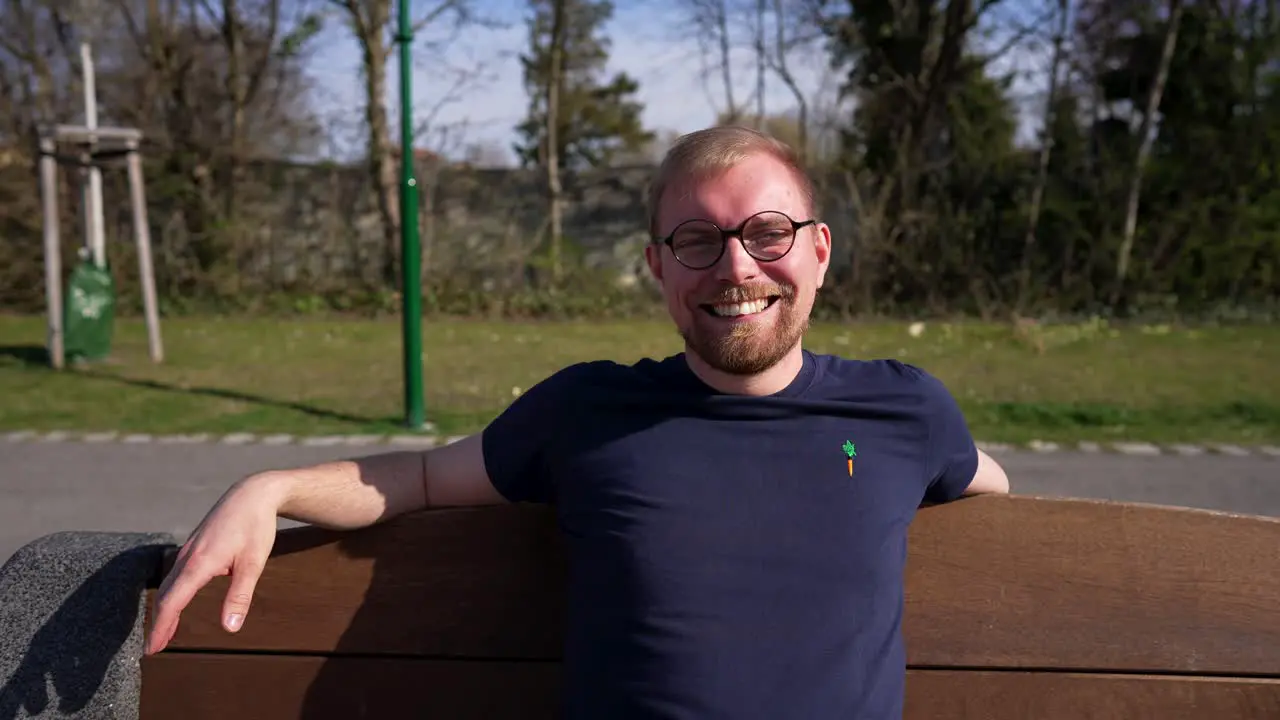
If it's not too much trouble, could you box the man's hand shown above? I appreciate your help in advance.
[144,436,504,656]
[145,473,286,655]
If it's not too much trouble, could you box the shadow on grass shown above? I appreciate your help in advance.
[0,343,394,428]
[0,345,49,367]
[89,374,393,426]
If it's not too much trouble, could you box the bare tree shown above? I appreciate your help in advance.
[762,0,821,162]
[684,0,748,123]
[543,0,566,282]
[0,0,76,142]
[0,0,324,296]
[98,0,323,277]
[754,0,765,126]
[192,0,291,215]
[323,0,473,285]
[1112,0,1184,307]
[0,0,78,307]
[413,49,499,157]
[1016,0,1070,312]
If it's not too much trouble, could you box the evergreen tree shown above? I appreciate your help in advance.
[515,0,655,171]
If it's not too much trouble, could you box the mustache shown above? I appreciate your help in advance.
[700,283,795,305]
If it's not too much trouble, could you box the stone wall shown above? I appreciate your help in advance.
[178,159,663,290]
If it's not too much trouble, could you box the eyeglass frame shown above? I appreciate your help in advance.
[651,210,818,270]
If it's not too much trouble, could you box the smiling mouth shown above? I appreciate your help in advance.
[700,296,780,318]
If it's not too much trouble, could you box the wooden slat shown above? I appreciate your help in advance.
[154,496,1280,675]
[904,671,1280,719]
[49,123,144,143]
[156,504,567,658]
[139,654,1280,720]
[903,496,1280,675]
[139,653,561,719]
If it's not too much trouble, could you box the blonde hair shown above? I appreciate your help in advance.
[646,125,816,237]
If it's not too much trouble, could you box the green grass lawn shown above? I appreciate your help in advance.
[1,314,1277,444]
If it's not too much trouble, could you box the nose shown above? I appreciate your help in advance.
[713,236,759,284]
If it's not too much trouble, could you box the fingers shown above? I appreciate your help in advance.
[147,550,269,655]
[222,555,266,633]
[147,559,214,655]
[146,485,278,655]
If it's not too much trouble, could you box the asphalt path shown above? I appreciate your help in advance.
[2,441,1277,565]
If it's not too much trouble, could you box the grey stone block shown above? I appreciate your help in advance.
[0,531,176,719]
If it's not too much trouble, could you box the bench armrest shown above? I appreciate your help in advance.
[0,531,176,719]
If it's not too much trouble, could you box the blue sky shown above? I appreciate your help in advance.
[303,0,1051,164]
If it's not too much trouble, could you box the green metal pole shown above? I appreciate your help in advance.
[397,0,426,430]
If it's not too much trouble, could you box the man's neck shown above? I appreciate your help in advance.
[683,346,806,396]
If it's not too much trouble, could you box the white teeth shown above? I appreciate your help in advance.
[712,299,769,317]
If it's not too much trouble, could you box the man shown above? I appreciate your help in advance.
[146,126,1009,719]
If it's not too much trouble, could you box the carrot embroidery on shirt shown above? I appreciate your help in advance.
[843,440,857,476]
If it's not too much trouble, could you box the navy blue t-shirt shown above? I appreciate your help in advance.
[481,350,978,719]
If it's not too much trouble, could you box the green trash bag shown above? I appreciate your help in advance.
[63,260,116,361]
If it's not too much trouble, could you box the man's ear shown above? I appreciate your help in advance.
[645,243,664,283]
[813,223,832,289]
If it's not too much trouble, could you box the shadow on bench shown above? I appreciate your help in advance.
[3,495,1279,718]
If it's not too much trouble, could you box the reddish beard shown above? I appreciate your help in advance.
[681,282,807,375]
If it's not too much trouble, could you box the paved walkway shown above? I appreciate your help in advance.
[2,440,1277,564]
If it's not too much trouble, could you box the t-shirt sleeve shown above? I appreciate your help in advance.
[916,368,979,505]
[480,364,587,504]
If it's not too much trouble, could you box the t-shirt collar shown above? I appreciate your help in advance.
[666,349,817,398]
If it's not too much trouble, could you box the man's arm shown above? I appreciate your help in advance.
[962,448,1010,496]
[914,366,1012,503]
[273,433,504,529]
[145,433,501,655]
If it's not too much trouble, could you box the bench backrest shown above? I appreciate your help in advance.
[139,495,1280,718]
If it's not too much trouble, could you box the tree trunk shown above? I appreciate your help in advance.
[769,0,807,163]
[1112,0,1184,308]
[219,0,280,219]
[1016,0,1069,313]
[754,0,766,128]
[544,0,566,283]
[713,0,740,122]
[220,0,246,220]
[359,20,400,287]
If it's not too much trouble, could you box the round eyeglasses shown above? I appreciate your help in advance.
[653,211,817,270]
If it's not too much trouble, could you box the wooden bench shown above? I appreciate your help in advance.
[6,495,1275,717]
[132,494,1280,718]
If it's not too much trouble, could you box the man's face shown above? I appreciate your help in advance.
[645,153,832,376]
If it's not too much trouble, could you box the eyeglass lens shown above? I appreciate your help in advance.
[670,211,797,268]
